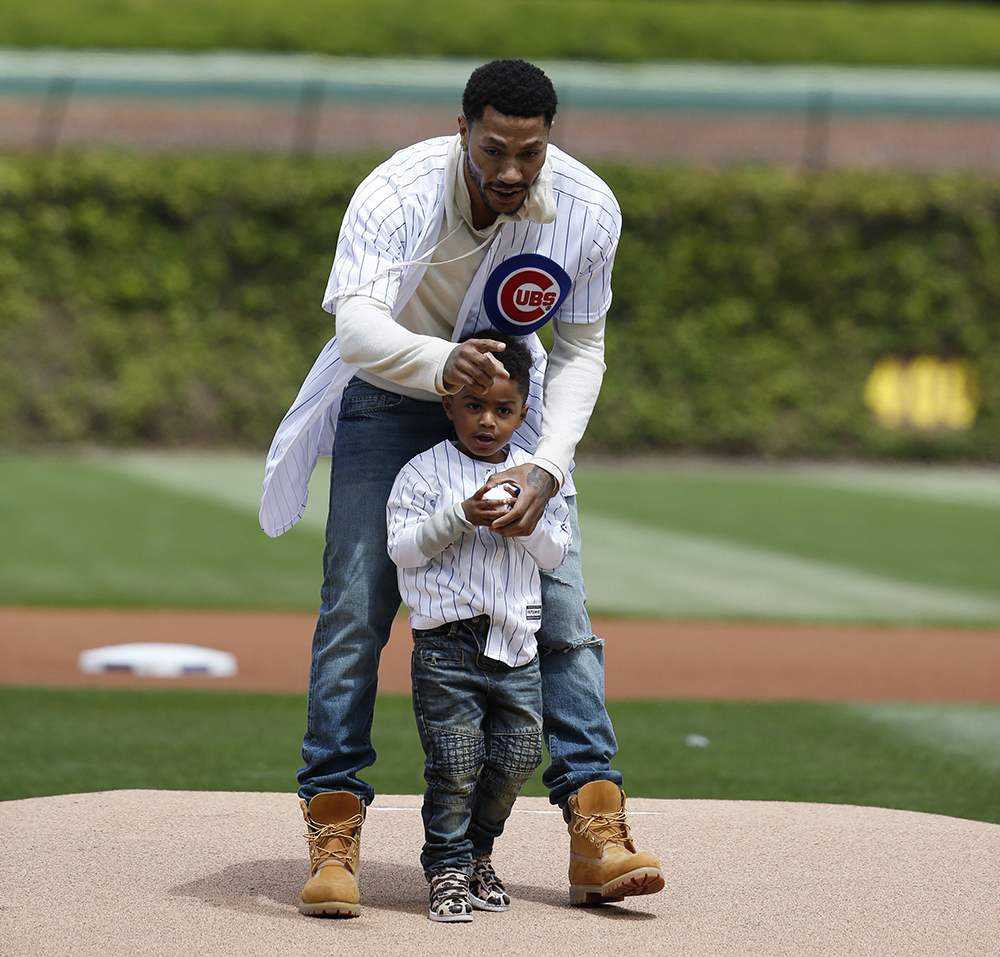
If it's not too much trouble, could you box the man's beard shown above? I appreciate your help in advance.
[466,152,530,215]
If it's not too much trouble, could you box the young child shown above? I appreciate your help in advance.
[386,333,571,923]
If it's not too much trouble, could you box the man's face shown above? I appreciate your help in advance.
[458,106,550,220]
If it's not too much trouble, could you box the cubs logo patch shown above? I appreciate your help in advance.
[483,254,572,336]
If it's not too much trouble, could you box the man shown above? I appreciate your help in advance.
[260,58,663,917]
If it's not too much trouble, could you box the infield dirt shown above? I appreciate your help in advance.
[2,606,999,701]
[4,607,1000,957]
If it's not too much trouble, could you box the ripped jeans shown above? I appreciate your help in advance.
[412,616,543,879]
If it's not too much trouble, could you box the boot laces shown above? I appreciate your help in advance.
[572,807,633,850]
[305,813,364,869]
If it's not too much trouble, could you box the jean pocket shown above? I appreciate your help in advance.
[338,380,405,419]
[418,646,465,667]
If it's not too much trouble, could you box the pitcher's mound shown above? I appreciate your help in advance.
[1,790,997,956]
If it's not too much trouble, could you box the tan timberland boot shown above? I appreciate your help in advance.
[566,780,665,905]
[299,791,364,917]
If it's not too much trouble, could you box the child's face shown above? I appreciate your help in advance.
[443,377,529,463]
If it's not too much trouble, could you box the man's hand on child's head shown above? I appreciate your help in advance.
[443,339,510,395]
[463,482,519,526]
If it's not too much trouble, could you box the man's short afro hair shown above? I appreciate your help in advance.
[462,59,558,127]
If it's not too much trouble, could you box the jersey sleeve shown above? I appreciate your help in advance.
[323,171,409,312]
[387,460,472,568]
[518,488,572,572]
[386,461,437,568]
[554,197,621,326]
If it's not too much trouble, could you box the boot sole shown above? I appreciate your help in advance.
[570,866,665,906]
[299,900,361,917]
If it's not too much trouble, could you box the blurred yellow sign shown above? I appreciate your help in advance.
[863,356,977,431]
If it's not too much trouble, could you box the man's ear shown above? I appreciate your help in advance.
[442,395,455,421]
[457,114,468,150]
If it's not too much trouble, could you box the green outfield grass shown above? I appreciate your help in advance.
[0,454,322,609]
[3,686,999,824]
[3,454,998,823]
[3,0,1000,68]
[576,461,1000,623]
[573,465,1000,599]
[1,451,998,624]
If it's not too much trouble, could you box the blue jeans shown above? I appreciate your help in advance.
[298,377,621,806]
[411,616,542,879]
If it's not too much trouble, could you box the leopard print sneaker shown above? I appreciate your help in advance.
[469,856,511,911]
[428,870,474,922]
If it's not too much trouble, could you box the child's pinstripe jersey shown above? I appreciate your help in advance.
[387,441,572,667]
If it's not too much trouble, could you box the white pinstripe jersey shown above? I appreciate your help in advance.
[260,135,621,538]
[387,441,572,668]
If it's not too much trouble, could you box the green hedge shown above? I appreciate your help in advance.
[0,152,368,446]
[598,165,1000,458]
[2,151,999,459]
[5,0,1000,68]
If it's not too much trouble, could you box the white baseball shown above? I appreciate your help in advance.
[482,485,516,511]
